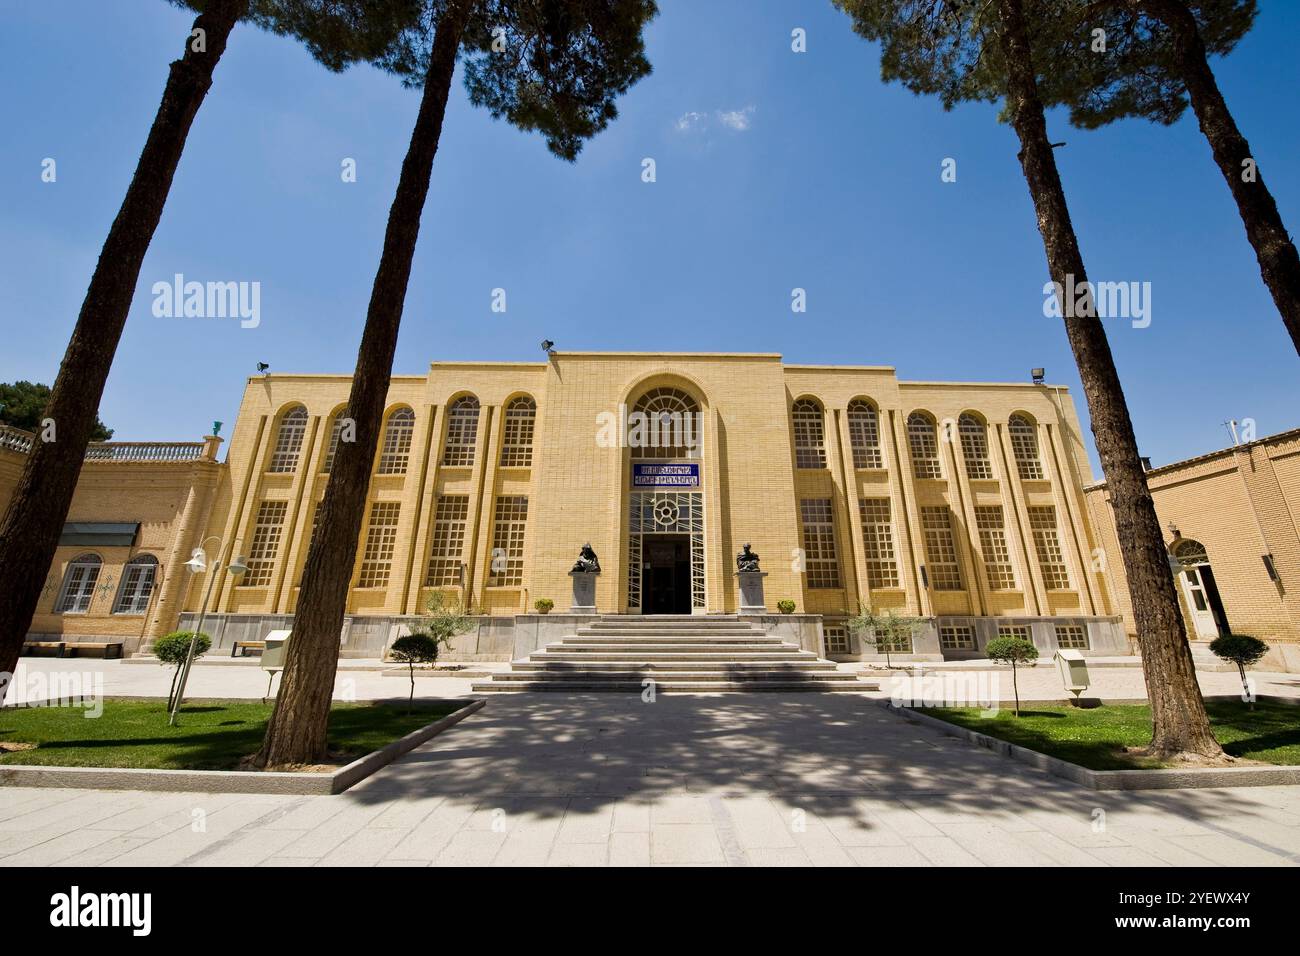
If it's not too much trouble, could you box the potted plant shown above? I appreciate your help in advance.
[776,599,796,614]
[534,597,554,614]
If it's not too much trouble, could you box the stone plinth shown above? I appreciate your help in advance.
[735,571,768,613]
[569,571,599,612]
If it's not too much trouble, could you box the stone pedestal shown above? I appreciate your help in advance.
[735,571,768,613]
[569,571,599,613]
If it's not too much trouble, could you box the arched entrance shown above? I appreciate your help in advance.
[1172,539,1230,639]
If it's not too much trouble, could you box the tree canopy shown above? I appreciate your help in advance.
[0,381,113,440]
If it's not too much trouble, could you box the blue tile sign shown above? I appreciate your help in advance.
[632,463,700,487]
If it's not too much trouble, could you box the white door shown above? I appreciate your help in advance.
[1180,567,1220,639]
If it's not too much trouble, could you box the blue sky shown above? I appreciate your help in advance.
[1,0,1297,477]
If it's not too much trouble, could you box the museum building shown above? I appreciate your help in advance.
[7,352,1139,662]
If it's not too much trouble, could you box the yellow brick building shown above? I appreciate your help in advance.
[6,353,1133,661]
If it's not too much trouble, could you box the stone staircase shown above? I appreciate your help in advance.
[471,615,875,693]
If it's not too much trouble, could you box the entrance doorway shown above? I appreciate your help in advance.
[641,534,692,615]
[1174,539,1230,639]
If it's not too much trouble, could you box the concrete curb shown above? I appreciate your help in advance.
[0,698,486,796]
[884,699,1300,791]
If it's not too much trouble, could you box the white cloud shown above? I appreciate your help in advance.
[675,111,707,132]
[716,105,756,131]
[673,106,756,135]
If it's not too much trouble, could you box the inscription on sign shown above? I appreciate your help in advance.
[632,463,700,487]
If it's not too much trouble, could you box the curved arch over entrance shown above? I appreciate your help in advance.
[1172,538,1230,639]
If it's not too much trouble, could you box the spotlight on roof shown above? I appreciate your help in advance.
[1031,367,1045,385]
[540,340,555,354]
[256,362,270,374]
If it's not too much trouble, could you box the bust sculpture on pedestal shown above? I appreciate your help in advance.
[736,543,761,572]
[569,543,601,612]
[571,543,601,574]
[734,542,767,612]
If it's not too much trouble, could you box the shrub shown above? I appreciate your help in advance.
[847,607,924,669]
[1210,634,1269,708]
[154,631,211,709]
[389,633,441,707]
[534,598,555,614]
[776,599,796,614]
[985,636,1039,716]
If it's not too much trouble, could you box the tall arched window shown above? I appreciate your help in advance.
[847,399,882,469]
[113,554,158,614]
[959,413,993,479]
[442,396,480,466]
[377,407,415,475]
[1009,414,1044,479]
[322,410,347,473]
[907,412,941,479]
[55,553,102,614]
[500,396,537,467]
[792,398,827,469]
[268,405,308,473]
[630,387,700,459]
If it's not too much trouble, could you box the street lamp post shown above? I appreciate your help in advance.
[169,537,247,726]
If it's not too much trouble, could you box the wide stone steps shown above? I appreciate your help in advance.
[472,615,872,694]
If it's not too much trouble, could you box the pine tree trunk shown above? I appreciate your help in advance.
[255,0,473,767]
[1134,0,1300,355]
[0,0,248,699]
[997,0,1223,759]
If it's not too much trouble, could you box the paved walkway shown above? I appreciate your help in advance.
[3,692,1300,866]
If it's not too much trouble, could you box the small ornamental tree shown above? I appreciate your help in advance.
[1209,634,1269,708]
[985,636,1039,716]
[154,631,212,710]
[849,607,924,669]
[422,591,476,647]
[388,633,440,708]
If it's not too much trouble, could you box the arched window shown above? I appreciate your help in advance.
[322,410,347,473]
[847,399,882,469]
[907,412,941,479]
[113,554,158,614]
[377,407,415,475]
[959,413,993,479]
[443,396,480,466]
[500,396,537,467]
[792,398,827,469]
[268,405,308,473]
[55,553,102,614]
[630,387,701,460]
[1009,414,1044,479]
[1174,539,1209,565]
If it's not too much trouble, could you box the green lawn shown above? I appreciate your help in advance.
[0,698,464,771]
[924,700,1300,770]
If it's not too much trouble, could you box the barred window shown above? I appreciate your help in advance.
[488,496,528,586]
[824,624,851,655]
[921,505,962,590]
[997,625,1032,642]
[112,554,158,614]
[630,387,701,459]
[443,396,480,467]
[357,501,401,588]
[792,398,827,469]
[322,411,347,473]
[243,500,289,587]
[907,412,942,479]
[500,397,536,468]
[859,498,900,589]
[55,553,102,613]
[959,413,993,480]
[939,624,976,651]
[799,498,840,589]
[377,408,415,475]
[268,406,308,473]
[1009,414,1044,480]
[1028,505,1071,589]
[1056,624,1089,649]
[425,495,469,587]
[847,399,883,469]
[974,506,1017,590]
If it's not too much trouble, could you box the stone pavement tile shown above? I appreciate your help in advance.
[183,828,307,867]
[790,817,855,867]
[432,829,507,866]
[612,800,651,833]
[261,796,349,831]
[491,816,564,867]
[275,801,390,859]
[1167,833,1295,867]
[1014,807,1130,848]
[1086,845,1173,867]
[1119,830,1221,866]
[0,824,128,866]
[1,791,147,834]
[937,823,1060,866]
[650,795,713,826]
[317,827,410,867]
[259,856,318,866]
[1013,830,1109,866]
[0,788,81,823]
[548,842,609,866]
[808,798,910,848]
[855,801,946,839]
[609,831,650,866]
[846,844,932,866]
[556,797,615,844]
[387,798,478,861]
[910,836,985,866]
[651,824,725,865]
[746,847,812,867]
[87,793,212,834]
[376,859,428,867]
[365,795,447,830]
[720,796,797,850]
[112,799,291,866]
